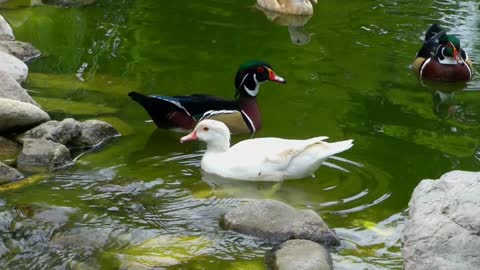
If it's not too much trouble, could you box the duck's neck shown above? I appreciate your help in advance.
[236,96,262,132]
[205,137,230,153]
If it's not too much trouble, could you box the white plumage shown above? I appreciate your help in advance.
[181,120,354,181]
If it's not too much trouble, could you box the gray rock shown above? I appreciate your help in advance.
[0,136,21,164]
[17,139,72,172]
[0,98,50,133]
[0,51,28,83]
[0,162,24,184]
[222,200,340,246]
[0,15,14,41]
[19,118,80,145]
[402,170,480,270]
[41,0,96,7]
[266,239,333,270]
[72,120,120,147]
[33,205,77,225]
[51,227,113,250]
[0,40,41,62]
[0,71,39,106]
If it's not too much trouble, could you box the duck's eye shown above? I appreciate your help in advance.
[257,66,265,73]
[203,127,209,131]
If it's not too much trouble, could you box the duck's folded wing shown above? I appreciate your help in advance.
[151,94,239,120]
[261,137,330,170]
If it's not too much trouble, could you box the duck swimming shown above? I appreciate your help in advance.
[180,120,354,181]
[129,61,286,134]
[256,0,317,16]
[412,24,473,82]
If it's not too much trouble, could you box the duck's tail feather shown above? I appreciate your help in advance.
[327,139,354,156]
[128,91,190,129]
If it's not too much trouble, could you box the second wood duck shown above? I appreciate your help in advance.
[412,24,473,82]
[129,61,286,134]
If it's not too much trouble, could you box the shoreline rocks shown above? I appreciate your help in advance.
[0,98,50,133]
[222,199,340,246]
[0,162,24,184]
[0,15,14,41]
[265,239,333,270]
[17,139,72,172]
[0,70,39,106]
[0,51,28,83]
[402,171,480,270]
[0,40,41,63]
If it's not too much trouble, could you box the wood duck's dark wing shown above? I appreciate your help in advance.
[169,94,240,120]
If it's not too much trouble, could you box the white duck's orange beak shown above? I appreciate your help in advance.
[180,131,198,143]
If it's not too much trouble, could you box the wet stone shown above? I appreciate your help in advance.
[265,239,333,270]
[222,199,340,246]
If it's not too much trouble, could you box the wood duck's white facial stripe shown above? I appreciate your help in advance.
[199,110,238,121]
[153,96,191,116]
[244,73,260,96]
[439,47,459,65]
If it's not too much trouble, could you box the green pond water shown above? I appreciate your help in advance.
[1,0,480,269]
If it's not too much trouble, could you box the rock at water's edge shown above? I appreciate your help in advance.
[19,118,80,145]
[0,98,50,133]
[0,162,24,184]
[0,71,39,106]
[17,139,72,172]
[265,239,333,270]
[0,51,28,83]
[402,170,480,270]
[0,40,41,62]
[0,136,21,164]
[72,120,120,147]
[0,15,14,41]
[222,200,340,246]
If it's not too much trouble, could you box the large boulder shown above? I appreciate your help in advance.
[19,118,80,145]
[0,51,28,83]
[0,71,39,106]
[402,171,480,270]
[265,239,333,270]
[0,98,50,133]
[17,139,72,172]
[72,120,120,147]
[41,0,97,7]
[0,15,14,41]
[0,162,24,184]
[221,200,340,246]
[0,40,41,62]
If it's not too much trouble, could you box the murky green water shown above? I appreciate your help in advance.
[1,0,479,269]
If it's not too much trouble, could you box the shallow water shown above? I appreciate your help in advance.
[1,0,479,269]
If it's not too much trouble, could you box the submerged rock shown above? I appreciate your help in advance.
[402,171,480,270]
[265,239,333,270]
[51,227,113,250]
[0,70,39,106]
[33,205,77,225]
[17,139,72,172]
[41,0,96,7]
[222,200,340,246]
[0,136,21,164]
[0,15,14,41]
[72,120,120,147]
[0,162,24,184]
[0,98,50,133]
[0,51,28,83]
[19,118,80,145]
[0,40,41,62]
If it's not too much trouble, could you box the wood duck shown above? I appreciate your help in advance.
[128,61,286,134]
[412,24,473,82]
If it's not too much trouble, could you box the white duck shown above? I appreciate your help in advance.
[257,0,318,16]
[180,120,354,181]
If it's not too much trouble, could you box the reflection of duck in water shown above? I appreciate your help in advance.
[412,24,473,82]
[432,90,460,119]
[257,0,317,15]
[258,8,313,45]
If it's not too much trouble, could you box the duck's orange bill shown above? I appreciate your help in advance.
[268,68,287,84]
[180,131,198,143]
[453,47,460,63]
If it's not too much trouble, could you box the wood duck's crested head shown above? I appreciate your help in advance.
[234,61,286,98]
[439,34,462,62]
